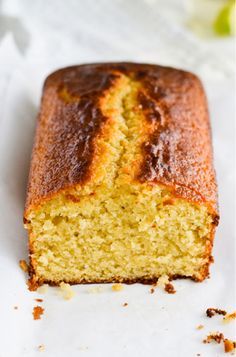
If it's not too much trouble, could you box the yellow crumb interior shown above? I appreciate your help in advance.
[26,75,213,285]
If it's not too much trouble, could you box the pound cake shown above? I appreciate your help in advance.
[24,63,219,289]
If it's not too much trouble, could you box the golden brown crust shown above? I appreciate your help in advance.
[27,275,204,291]
[24,63,219,220]
[27,268,210,291]
[25,67,120,216]
[137,71,218,211]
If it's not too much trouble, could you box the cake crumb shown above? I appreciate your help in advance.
[123,302,128,307]
[203,332,236,353]
[59,282,75,300]
[164,283,176,294]
[13,306,18,310]
[112,284,123,292]
[33,306,44,320]
[223,311,236,323]
[196,324,204,330]
[87,286,103,294]
[19,260,28,273]
[150,287,155,294]
[157,275,169,288]
[27,278,39,292]
[78,346,89,351]
[157,276,176,294]
[38,344,45,352]
[35,298,43,303]
[37,285,48,294]
[206,308,227,318]
[203,332,225,344]
[224,339,236,353]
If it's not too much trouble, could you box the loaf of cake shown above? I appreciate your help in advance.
[24,63,219,290]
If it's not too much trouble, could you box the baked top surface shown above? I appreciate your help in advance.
[25,63,218,216]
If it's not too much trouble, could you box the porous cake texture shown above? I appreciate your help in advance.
[24,63,219,289]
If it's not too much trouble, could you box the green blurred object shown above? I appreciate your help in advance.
[187,0,235,38]
[213,0,236,36]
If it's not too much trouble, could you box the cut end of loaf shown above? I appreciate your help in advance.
[26,184,214,288]
[24,63,219,288]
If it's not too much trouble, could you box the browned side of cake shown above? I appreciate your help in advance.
[25,63,218,216]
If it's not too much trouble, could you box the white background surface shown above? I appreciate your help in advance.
[0,1,235,356]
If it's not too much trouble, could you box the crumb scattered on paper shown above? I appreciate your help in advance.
[35,298,43,303]
[224,339,236,353]
[203,332,225,344]
[123,302,128,307]
[112,284,123,292]
[150,287,155,294]
[223,311,236,323]
[156,276,176,294]
[196,324,204,330]
[13,306,18,310]
[87,286,103,294]
[19,259,28,272]
[37,285,48,294]
[164,283,176,294]
[33,306,44,320]
[59,282,75,300]
[203,332,236,353]
[206,308,227,318]
[38,344,45,352]
[78,346,89,351]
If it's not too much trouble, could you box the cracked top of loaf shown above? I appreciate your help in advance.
[25,63,218,219]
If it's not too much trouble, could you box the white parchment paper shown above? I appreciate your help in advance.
[0,1,235,356]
